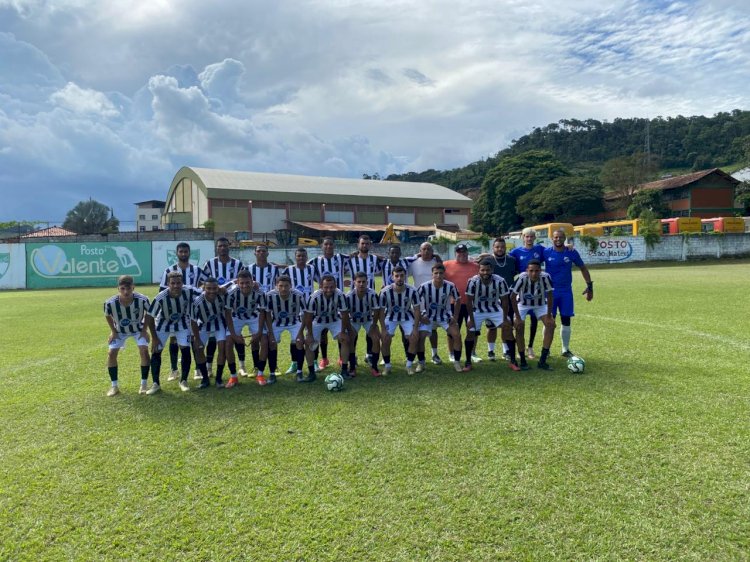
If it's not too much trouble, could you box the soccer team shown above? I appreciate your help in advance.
[103,230,593,396]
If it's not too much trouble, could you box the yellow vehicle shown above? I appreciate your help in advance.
[531,222,574,241]
[700,217,745,233]
[573,224,604,236]
[596,219,640,236]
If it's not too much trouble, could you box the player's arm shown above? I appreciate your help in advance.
[191,319,203,348]
[105,312,118,344]
[579,264,593,301]
[500,294,511,325]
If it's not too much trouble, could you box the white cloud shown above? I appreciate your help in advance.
[49,82,120,117]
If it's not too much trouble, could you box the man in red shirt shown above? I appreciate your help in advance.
[443,243,480,371]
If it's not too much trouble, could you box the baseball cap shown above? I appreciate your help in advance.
[455,243,469,252]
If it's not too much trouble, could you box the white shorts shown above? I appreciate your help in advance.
[472,311,504,332]
[271,322,303,345]
[196,327,227,346]
[419,319,450,333]
[231,316,262,337]
[518,304,549,321]
[155,328,190,350]
[109,333,148,350]
[385,319,415,337]
[312,320,342,342]
[351,320,374,334]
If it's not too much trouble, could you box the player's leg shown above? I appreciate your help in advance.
[106,342,121,396]
[514,309,529,370]
[430,329,442,364]
[192,331,210,388]
[527,312,538,359]
[446,323,463,372]
[147,332,167,394]
[381,322,394,375]
[501,320,519,371]
[367,325,382,377]
[318,328,330,370]
[404,321,417,374]
[556,289,576,357]
[333,325,351,378]
[462,323,477,372]
[486,326,498,360]
[176,329,192,391]
[292,328,306,381]
[416,325,430,373]
[302,324,320,383]
[538,313,557,370]
[168,336,180,381]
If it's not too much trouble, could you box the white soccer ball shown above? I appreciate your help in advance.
[567,356,585,373]
[325,373,344,391]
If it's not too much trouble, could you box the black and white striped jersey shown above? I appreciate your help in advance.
[191,293,227,331]
[381,257,416,285]
[263,290,306,327]
[159,263,204,291]
[309,254,350,289]
[379,284,419,322]
[104,292,150,334]
[348,254,383,290]
[147,287,201,331]
[305,288,349,324]
[284,264,317,299]
[346,288,381,324]
[511,272,554,307]
[418,281,460,322]
[224,284,266,320]
[247,262,280,293]
[466,274,510,313]
[202,257,245,286]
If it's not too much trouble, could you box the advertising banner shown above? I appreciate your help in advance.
[26,242,152,288]
[151,240,216,283]
[578,237,646,265]
[0,244,27,289]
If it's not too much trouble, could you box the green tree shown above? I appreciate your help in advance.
[516,176,604,225]
[63,199,119,234]
[473,150,569,233]
[735,181,750,214]
[600,152,660,209]
[626,188,671,219]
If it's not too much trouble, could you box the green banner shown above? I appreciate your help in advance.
[26,242,152,288]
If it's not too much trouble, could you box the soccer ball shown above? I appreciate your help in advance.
[325,373,344,391]
[567,356,585,373]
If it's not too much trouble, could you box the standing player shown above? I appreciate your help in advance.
[190,277,228,389]
[416,264,463,373]
[409,242,443,364]
[263,275,307,385]
[443,243,480,368]
[378,266,420,375]
[202,237,245,285]
[346,272,382,377]
[308,237,351,369]
[304,275,352,380]
[381,244,416,286]
[511,260,555,370]
[224,270,267,388]
[348,234,384,367]
[477,238,517,361]
[103,275,151,396]
[159,242,204,382]
[145,271,201,393]
[543,229,594,357]
[246,243,280,375]
[283,247,316,374]
[466,259,518,372]
[509,228,546,360]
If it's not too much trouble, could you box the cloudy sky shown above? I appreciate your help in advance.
[2,0,750,226]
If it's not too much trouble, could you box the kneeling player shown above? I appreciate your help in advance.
[417,264,463,372]
[304,274,352,380]
[224,270,267,388]
[466,259,517,371]
[378,266,420,375]
[511,260,555,370]
[103,275,151,396]
[190,277,228,389]
[346,272,382,376]
[263,275,306,385]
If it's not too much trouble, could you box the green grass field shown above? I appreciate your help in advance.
[1,262,749,561]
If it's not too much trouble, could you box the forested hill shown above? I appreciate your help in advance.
[385,110,750,191]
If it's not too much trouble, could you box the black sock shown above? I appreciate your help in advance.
[541,347,550,363]
[251,348,259,369]
[108,366,118,382]
[169,341,179,370]
[341,363,349,375]
[383,355,391,364]
[268,348,278,373]
[257,359,267,372]
[370,352,380,368]
[228,362,237,376]
[464,338,474,364]
[505,340,516,363]
[234,342,246,362]
[321,337,328,360]
[349,352,356,370]
[206,339,217,364]
[180,349,191,381]
[294,347,305,368]
[140,365,149,379]
[401,336,409,355]
[519,352,527,364]
[406,352,416,362]
[150,352,162,384]
[529,315,538,348]
[290,344,297,363]
[198,362,209,382]
[216,364,225,383]
[366,335,373,355]
[309,364,315,376]
[417,351,425,362]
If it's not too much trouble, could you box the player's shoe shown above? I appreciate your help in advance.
[561,350,574,358]
[364,354,372,367]
[145,383,161,395]
[179,380,190,392]
[371,368,381,377]
[488,351,496,361]
[207,365,214,378]
[318,358,330,370]
[471,354,483,363]
[503,352,511,362]
[238,367,249,377]
[519,361,530,371]
[453,360,463,372]
[215,380,225,389]
[107,386,120,397]
[256,374,267,386]
[284,362,297,375]
[193,369,202,380]
[508,362,521,372]
[138,383,148,395]
[299,373,316,383]
[379,358,386,366]
[415,362,425,373]
[349,367,357,377]
[267,374,277,385]
[526,347,536,360]
[167,369,179,381]
[431,354,443,365]
[537,361,553,371]
[406,365,415,375]
[461,364,473,372]
[199,379,210,389]
[382,365,392,376]
[225,376,239,388]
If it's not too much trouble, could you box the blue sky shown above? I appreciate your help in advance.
[1,0,749,226]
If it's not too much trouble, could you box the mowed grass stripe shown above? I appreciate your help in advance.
[0,262,748,560]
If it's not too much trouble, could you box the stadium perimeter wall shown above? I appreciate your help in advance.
[1,235,749,289]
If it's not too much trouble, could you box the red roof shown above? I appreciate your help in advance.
[604,168,739,200]
[21,226,77,238]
